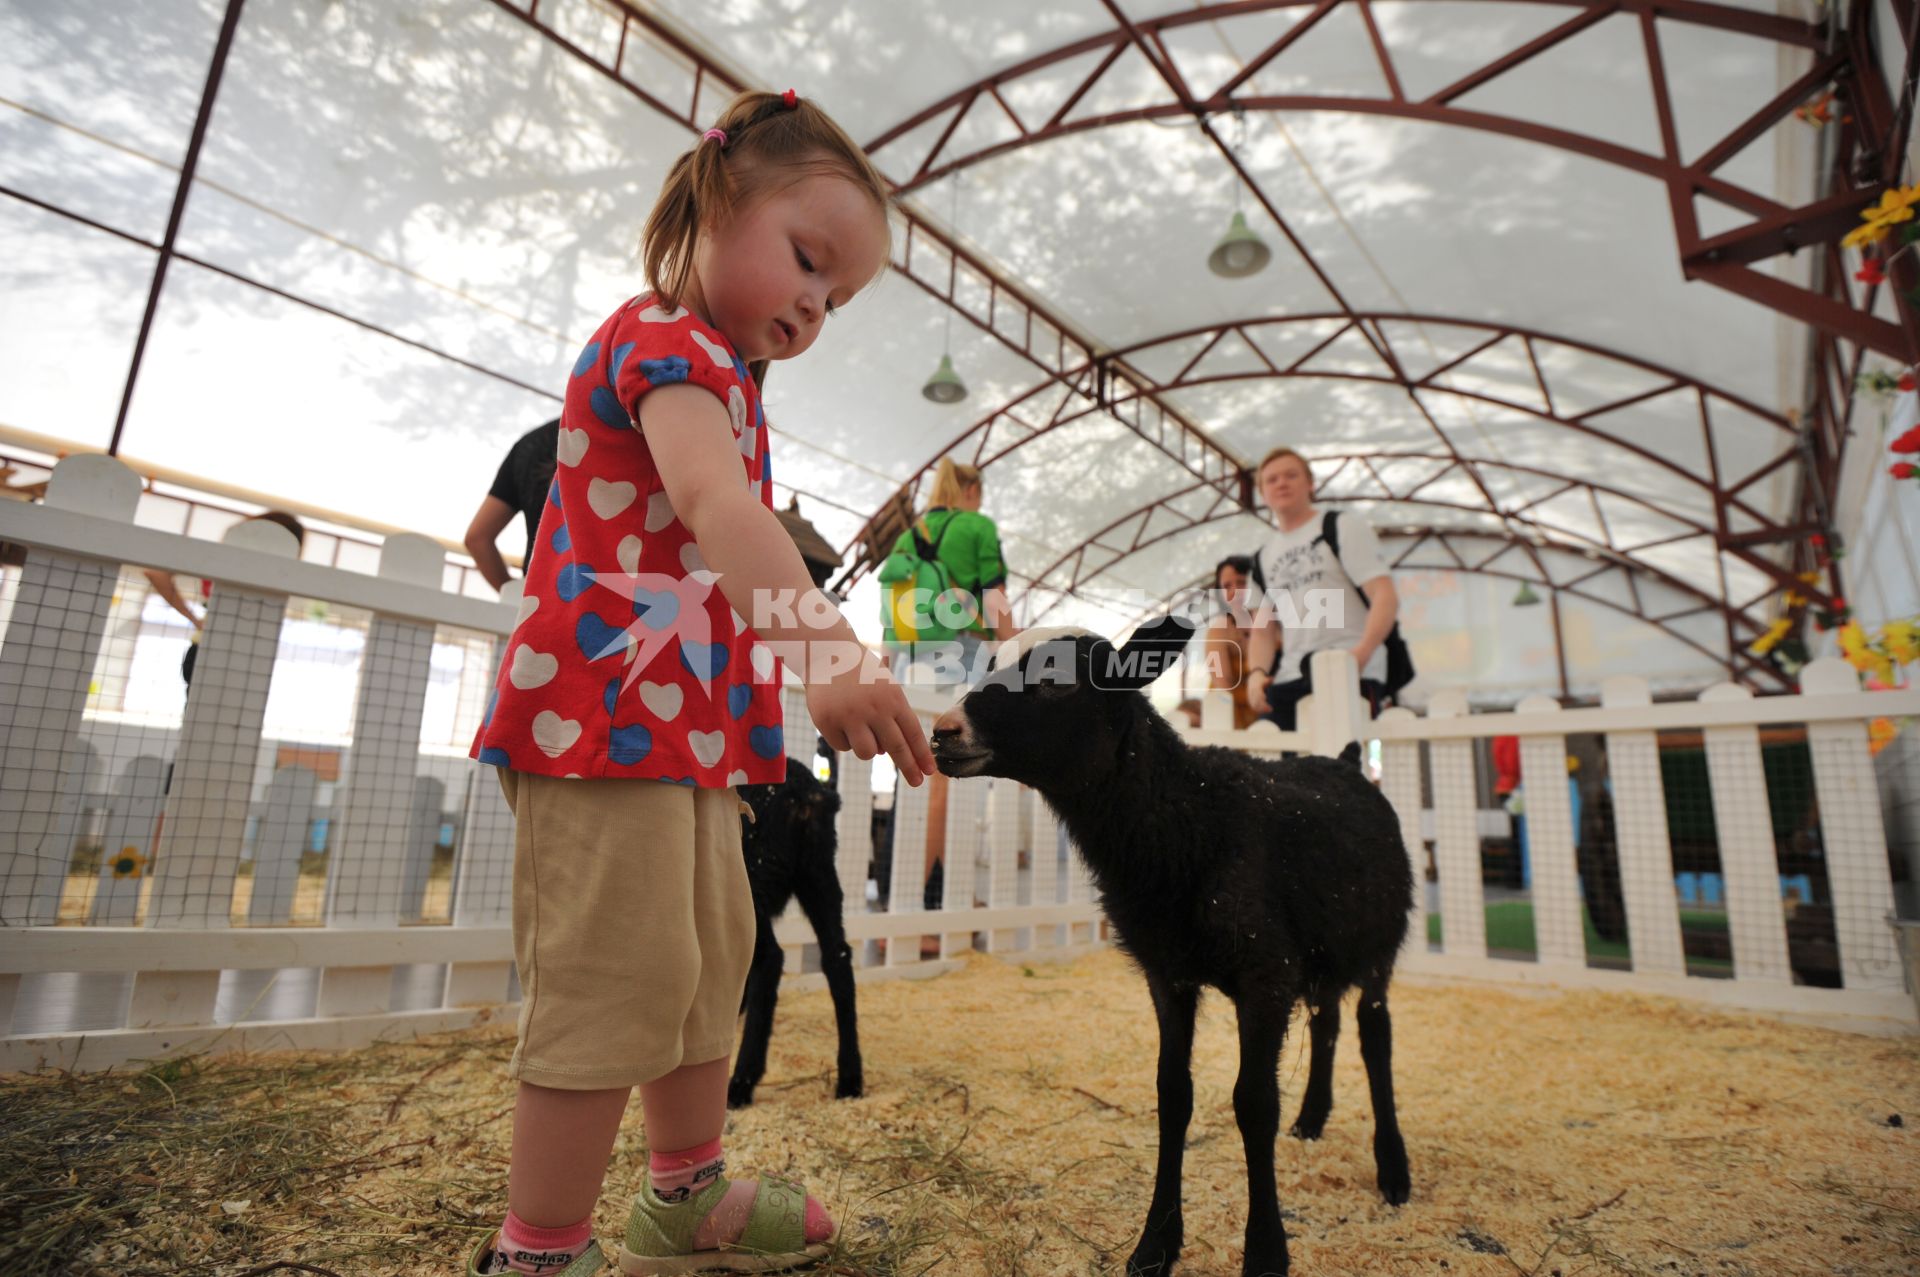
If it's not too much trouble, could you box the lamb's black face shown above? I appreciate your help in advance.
[929,616,1195,787]
[930,634,1106,784]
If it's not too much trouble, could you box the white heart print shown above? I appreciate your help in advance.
[514,593,540,630]
[556,427,589,467]
[509,645,558,690]
[588,477,637,519]
[750,644,774,682]
[727,385,746,436]
[639,681,684,722]
[690,329,734,369]
[618,535,643,577]
[680,541,707,574]
[688,730,726,768]
[532,711,582,758]
[644,491,676,533]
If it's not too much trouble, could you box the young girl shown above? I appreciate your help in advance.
[468,89,933,1276]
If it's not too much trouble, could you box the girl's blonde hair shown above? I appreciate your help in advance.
[918,457,981,534]
[643,90,891,385]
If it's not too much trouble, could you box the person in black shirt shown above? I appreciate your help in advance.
[464,419,559,591]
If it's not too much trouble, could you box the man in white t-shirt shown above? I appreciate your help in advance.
[1244,447,1400,730]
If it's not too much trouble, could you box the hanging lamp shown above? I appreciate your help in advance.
[1208,111,1271,279]
[1512,581,1542,607]
[923,175,969,403]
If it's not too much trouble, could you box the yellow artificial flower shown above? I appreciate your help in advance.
[1882,619,1920,665]
[1795,571,1821,585]
[1837,619,1871,654]
[1783,589,1809,608]
[110,847,146,879]
[1842,184,1920,248]
[1868,717,1899,756]
[1749,617,1794,655]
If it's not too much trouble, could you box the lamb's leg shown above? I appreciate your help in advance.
[1233,1004,1290,1277]
[1126,977,1199,1277]
[1288,996,1339,1140]
[1356,972,1411,1205]
[793,864,863,1099]
[726,913,784,1109]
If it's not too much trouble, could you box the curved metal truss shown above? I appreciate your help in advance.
[867,0,1917,360]
[836,312,1827,612]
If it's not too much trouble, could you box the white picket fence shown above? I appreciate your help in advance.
[0,455,1914,1073]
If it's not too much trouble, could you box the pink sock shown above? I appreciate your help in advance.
[488,1210,593,1275]
[649,1137,726,1203]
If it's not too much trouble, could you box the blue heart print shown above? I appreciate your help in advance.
[640,356,689,386]
[572,341,601,378]
[555,562,594,602]
[576,612,630,662]
[749,725,784,760]
[590,385,627,431]
[610,341,635,386]
[731,355,749,383]
[548,478,562,510]
[551,521,571,554]
[728,683,751,720]
[631,588,679,628]
[609,723,653,766]
[680,640,728,681]
[479,746,511,767]
[604,677,620,716]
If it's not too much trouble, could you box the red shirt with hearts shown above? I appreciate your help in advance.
[471,295,786,784]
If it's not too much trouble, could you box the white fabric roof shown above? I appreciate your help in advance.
[3,0,1903,694]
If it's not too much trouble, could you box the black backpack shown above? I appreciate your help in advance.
[1253,511,1415,698]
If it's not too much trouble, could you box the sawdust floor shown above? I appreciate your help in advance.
[6,948,1917,1277]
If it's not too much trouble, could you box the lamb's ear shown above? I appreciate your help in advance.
[1089,614,1197,691]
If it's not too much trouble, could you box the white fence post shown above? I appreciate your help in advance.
[834,752,873,968]
[1375,707,1427,961]
[1030,793,1063,948]
[1427,688,1486,959]
[318,534,442,1017]
[888,763,932,967]
[1801,659,1904,990]
[941,776,987,957]
[1698,683,1793,984]
[984,778,1024,953]
[1600,675,1687,977]
[0,455,139,925]
[247,764,317,925]
[1305,648,1363,757]
[449,580,520,938]
[1516,697,1584,969]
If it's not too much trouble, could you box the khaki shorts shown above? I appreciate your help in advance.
[498,770,755,1090]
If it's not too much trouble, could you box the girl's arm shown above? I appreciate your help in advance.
[642,384,935,785]
[143,569,203,628]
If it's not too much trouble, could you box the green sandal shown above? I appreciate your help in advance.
[618,1172,830,1275]
[467,1230,609,1275]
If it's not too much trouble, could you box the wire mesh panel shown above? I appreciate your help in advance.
[940,775,988,956]
[145,580,288,930]
[1427,690,1486,959]
[1374,709,1426,963]
[887,746,934,967]
[0,548,120,925]
[1599,677,1687,977]
[1699,685,1793,984]
[1655,730,1733,978]
[1801,661,1904,990]
[834,751,873,967]
[1516,700,1584,970]
[324,613,435,926]
[983,777,1024,953]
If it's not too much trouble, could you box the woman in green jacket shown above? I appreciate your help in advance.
[891,456,1018,687]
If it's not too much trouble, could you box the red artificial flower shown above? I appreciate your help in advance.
[1857,257,1887,285]
[1894,425,1920,453]
[1894,462,1919,479]
[1810,533,1825,546]
[1902,371,1917,392]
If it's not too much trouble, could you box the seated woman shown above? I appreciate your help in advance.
[1178,554,1266,730]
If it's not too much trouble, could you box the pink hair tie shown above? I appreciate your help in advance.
[702,127,727,146]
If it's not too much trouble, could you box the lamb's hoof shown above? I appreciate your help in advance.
[1288,1112,1327,1141]
[1241,1224,1289,1276]
[1376,1135,1410,1205]
[834,1071,864,1100]
[1241,1253,1290,1277]
[725,1078,757,1109]
[1125,1237,1180,1276]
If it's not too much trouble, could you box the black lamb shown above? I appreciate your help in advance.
[729,756,863,1109]
[929,618,1412,1277]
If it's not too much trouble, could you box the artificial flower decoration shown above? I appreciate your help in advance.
[1893,424,1920,453]
[1894,461,1918,480]
[1855,256,1887,285]
[110,847,146,879]
[1885,620,1920,665]
[1841,183,1920,249]
[1749,616,1795,656]
[1794,90,1835,127]
[1903,371,1918,393]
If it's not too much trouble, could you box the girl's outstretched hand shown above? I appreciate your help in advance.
[806,649,935,786]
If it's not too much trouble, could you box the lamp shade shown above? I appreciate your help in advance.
[1512,581,1542,607]
[1208,211,1272,278]
[922,353,968,404]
